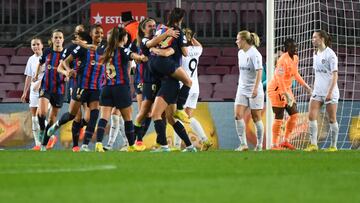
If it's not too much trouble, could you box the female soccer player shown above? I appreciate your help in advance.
[33,29,65,151]
[21,38,43,150]
[59,24,90,152]
[93,27,146,152]
[46,24,105,152]
[304,30,339,152]
[234,30,264,152]
[268,38,312,150]
[149,8,196,152]
[173,28,212,151]
[131,17,180,151]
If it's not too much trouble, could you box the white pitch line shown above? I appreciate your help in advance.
[0,164,117,174]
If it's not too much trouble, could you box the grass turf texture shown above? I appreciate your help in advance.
[0,150,360,203]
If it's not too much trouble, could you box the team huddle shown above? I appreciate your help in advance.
[21,7,339,152]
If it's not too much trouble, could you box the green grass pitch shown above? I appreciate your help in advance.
[0,150,360,203]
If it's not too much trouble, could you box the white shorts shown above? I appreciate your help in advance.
[184,92,199,109]
[235,92,264,110]
[29,91,39,108]
[310,94,339,104]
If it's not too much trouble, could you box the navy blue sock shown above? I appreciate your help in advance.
[38,115,46,131]
[141,117,152,138]
[173,121,191,147]
[81,118,88,128]
[177,85,190,110]
[83,109,99,145]
[58,112,76,126]
[96,118,108,142]
[154,119,167,145]
[72,120,81,147]
[42,122,53,146]
[134,125,143,142]
[125,121,135,146]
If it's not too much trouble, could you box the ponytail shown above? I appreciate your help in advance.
[250,32,260,47]
[238,30,260,47]
[103,27,128,63]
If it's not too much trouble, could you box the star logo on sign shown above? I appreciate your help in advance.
[93,12,103,24]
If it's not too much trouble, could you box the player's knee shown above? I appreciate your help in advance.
[251,114,261,122]
[289,113,298,121]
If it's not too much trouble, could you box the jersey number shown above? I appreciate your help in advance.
[188,58,198,77]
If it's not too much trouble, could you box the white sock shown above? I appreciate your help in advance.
[309,120,318,145]
[190,117,208,142]
[32,116,41,146]
[107,115,120,147]
[254,120,264,147]
[173,132,182,149]
[118,116,128,147]
[235,119,247,146]
[329,122,339,148]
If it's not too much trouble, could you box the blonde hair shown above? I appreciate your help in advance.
[238,30,260,47]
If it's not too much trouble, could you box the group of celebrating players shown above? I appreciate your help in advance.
[21,7,340,152]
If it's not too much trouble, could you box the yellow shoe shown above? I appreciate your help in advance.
[170,147,181,152]
[324,146,338,152]
[304,144,318,152]
[135,141,146,152]
[127,145,136,152]
[201,140,213,151]
[174,110,190,123]
[95,142,105,152]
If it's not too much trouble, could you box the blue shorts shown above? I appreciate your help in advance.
[149,56,179,79]
[134,82,143,95]
[100,85,132,109]
[142,81,161,102]
[39,90,64,108]
[71,88,100,107]
[156,78,180,104]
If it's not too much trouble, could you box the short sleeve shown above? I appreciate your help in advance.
[39,49,49,65]
[275,57,285,76]
[142,38,150,47]
[71,46,84,58]
[130,40,138,54]
[328,51,338,72]
[24,56,33,76]
[195,46,203,55]
[253,52,263,70]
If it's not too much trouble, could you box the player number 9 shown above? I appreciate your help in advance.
[188,58,198,77]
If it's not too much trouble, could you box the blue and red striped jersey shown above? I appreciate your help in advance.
[71,45,105,90]
[104,47,132,86]
[61,43,81,89]
[140,37,156,83]
[131,40,144,84]
[39,48,65,94]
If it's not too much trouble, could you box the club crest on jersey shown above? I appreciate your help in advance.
[47,64,52,70]
[106,63,116,79]
[91,60,96,66]
[77,61,81,66]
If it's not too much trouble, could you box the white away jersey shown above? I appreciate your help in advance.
[313,47,339,97]
[182,46,203,93]
[24,54,43,94]
[237,46,263,97]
